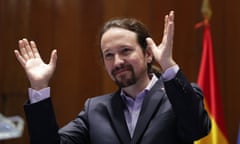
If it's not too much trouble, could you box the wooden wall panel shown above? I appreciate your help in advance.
[50,0,104,125]
[0,0,240,143]
[224,0,240,142]
[50,0,86,125]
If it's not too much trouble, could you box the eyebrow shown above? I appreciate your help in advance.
[102,47,110,53]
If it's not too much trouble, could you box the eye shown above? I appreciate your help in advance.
[121,47,132,55]
[104,52,114,60]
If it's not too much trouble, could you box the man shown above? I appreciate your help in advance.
[14,11,211,144]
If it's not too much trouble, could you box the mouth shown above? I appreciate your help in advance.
[113,68,129,76]
[111,63,133,78]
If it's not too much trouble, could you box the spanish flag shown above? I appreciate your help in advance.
[194,1,229,143]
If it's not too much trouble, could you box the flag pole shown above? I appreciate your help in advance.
[194,0,229,143]
[194,0,212,29]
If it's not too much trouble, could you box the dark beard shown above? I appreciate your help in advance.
[111,64,136,88]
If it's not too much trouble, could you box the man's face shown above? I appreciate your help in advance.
[100,27,152,88]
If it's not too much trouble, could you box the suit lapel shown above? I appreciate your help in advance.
[107,91,131,144]
[132,79,166,143]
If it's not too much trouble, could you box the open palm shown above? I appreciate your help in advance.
[14,39,57,90]
[147,11,176,71]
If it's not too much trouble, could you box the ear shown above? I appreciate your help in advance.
[145,47,153,63]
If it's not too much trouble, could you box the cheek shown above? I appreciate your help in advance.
[131,54,147,65]
[104,61,114,77]
[131,56,148,71]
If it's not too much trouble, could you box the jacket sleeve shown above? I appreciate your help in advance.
[24,98,60,144]
[58,99,90,144]
[24,98,90,144]
[163,70,211,142]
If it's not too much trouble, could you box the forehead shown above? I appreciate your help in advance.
[102,27,136,40]
[101,27,138,49]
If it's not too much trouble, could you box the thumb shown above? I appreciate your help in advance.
[146,37,157,52]
[49,49,57,67]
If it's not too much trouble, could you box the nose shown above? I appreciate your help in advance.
[114,54,124,67]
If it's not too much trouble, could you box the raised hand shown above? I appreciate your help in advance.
[14,38,57,90]
[146,11,176,71]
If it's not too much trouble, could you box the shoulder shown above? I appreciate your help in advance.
[90,92,115,101]
[85,91,120,106]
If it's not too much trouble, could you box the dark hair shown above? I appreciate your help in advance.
[100,18,151,51]
[99,18,155,73]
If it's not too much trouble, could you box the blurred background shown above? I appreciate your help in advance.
[0,0,239,143]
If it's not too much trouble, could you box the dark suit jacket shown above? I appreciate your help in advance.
[24,71,211,144]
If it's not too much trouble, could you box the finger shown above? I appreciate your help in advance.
[146,37,157,53]
[166,23,174,48]
[162,11,175,47]
[18,39,29,60]
[49,49,57,67]
[30,41,41,58]
[23,38,34,58]
[14,50,26,68]
[161,14,169,46]
[163,15,168,36]
[168,10,175,24]
[146,37,161,63]
[166,11,175,48]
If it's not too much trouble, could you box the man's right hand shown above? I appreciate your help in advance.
[14,38,57,90]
